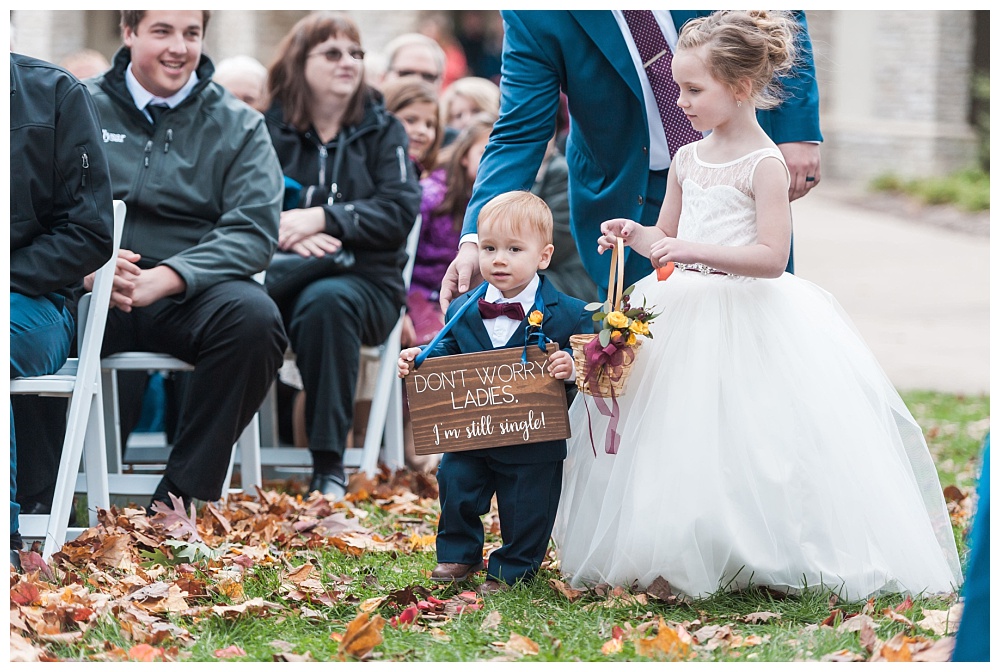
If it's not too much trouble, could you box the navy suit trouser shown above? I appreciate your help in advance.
[436,451,563,585]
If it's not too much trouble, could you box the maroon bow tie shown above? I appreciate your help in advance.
[478,299,525,321]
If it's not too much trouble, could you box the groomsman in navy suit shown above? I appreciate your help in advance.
[399,191,592,594]
[441,10,822,304]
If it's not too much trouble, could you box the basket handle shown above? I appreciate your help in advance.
[607,238,625,311]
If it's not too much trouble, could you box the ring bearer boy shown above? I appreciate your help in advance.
[398,191,592,594]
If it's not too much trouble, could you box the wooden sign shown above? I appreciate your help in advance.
[404,343,571,455]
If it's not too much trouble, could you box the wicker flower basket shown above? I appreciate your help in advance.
[571,239,642,397]
[571,333,642,397]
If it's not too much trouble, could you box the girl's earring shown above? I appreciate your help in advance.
[737,99,743,108]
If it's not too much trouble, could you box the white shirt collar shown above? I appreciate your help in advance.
[125,62,199,112]
[484,274,540,313]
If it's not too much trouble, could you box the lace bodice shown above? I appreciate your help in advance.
[671,143,788,247]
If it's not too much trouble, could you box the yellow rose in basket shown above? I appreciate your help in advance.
[630,319,650,336]
[607,311,629,329]
[626,331,637,346]
[528,310,543,327]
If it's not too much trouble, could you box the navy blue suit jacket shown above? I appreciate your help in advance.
[463,10,822,290]
[425,276,593,464]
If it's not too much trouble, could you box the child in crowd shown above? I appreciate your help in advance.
[383,77,443,178]
[399,115,495,473]
[403,115,495,348]
[553,10,962,600]
[439,76,499,131]
[398,191,592,594]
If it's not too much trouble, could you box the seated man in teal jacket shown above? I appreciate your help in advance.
[440,10,822,305]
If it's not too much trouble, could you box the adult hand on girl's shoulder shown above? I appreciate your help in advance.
[278,207,327,250]
[777,142,821,202]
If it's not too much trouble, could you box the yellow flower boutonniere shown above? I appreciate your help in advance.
[528,310,543,327]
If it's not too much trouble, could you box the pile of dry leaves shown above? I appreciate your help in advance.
[9,467,966,662]
[11,468,447,662]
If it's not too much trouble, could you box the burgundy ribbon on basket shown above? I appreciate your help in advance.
[582,333,634,456]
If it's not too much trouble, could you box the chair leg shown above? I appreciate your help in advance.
[258,382,280,449]
[237,412,262,494]
[44,384,95,558]
[102,368,123,475]
[82,387,110,527]
[361,319,403,477]
[382,377,405,471]
[221,445,236,499]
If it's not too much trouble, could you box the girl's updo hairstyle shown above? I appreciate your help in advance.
[676,10,799,110]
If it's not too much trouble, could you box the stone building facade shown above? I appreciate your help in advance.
[9,10,987,186]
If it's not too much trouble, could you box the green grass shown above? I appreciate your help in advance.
[870,169,990,212]
[901,390,989,492]
[27,391,990,662]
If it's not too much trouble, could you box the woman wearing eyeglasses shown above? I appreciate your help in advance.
[264,12,422,500]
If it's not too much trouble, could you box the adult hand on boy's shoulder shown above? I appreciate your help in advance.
[439,242,483,311]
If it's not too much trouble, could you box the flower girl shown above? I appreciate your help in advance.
[552,10,962,601]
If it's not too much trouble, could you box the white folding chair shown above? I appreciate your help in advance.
[88,286,264,504]
[257,214,422,477]
[11,200,125,558]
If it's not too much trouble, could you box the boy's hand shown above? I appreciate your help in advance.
[398,347,423,378]
[547,349,574,380]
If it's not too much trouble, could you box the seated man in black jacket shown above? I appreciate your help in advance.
[10,53,115,566]
[17,9,288,513]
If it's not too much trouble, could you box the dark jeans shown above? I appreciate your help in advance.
[14,280,287,503]
[286,274,399,462]
[9,292,75,533]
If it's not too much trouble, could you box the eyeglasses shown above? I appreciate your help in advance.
[391,69,440,84]
[308,47,365,62]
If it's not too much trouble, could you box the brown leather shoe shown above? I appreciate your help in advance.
[430,560,484,582]
[475,579,510,595]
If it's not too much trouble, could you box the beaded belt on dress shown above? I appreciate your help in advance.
[675,262,737,277]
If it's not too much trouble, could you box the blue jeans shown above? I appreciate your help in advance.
[9,292,75,535]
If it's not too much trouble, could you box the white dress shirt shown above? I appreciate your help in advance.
[482,274,540,349]
[612,9,689,172]
[125,63,199,121]
[481,274,576,380]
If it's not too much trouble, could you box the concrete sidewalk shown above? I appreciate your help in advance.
[790,183,989,395]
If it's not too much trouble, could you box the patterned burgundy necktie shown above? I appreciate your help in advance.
[478,299,525,322]
[622,10,703,159]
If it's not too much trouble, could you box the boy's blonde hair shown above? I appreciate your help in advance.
[478,191,553,245]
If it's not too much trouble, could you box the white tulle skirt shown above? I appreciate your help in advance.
[552,270,962,600]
